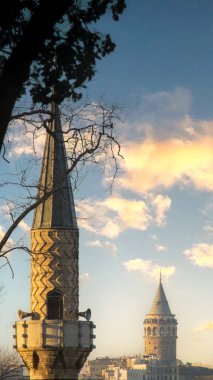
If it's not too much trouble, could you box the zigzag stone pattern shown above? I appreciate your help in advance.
[30,229,79,320]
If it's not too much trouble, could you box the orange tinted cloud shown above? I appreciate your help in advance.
[195,321,213,331]
[77,194,171,238]
[184,243,213,268]
[119,136,213,193]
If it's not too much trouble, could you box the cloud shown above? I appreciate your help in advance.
[86,240,102,247]
[79,272,91,286]
[184,243,213,268]
[104,241,118,255]
[123,259,175,281]
[203,224,213,233]
[140,88,192,120]
[19,220,30,232]
[0,226,6,240]
[118,135,213,194]
[155,244,167,252]
[150,194,171,225]
[8,122,45,157]
[0,226,13,252]
[86,239,118,256]
[77,194,171,238]
[195,321,213,331]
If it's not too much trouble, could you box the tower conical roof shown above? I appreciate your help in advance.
[32,103,78,230]
[149,280,172,315]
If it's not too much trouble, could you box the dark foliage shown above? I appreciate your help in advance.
[0,0,126,150]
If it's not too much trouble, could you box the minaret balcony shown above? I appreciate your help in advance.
[13,320,96,350]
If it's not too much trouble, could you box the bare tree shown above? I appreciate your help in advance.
[0,100,123,275]
[0,346,23,379]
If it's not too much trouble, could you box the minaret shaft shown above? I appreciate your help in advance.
[30,102,79,321]
[14,103,95,380]
[30,228,79,320]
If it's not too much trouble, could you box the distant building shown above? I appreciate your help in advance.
[85,357,118,379]
[83,278,213,380]
[102,365,146,380]
[143,277,178,361]
[179,363,213,379]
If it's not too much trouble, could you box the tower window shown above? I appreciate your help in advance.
[160,327,164,335]
[47,290,63,319]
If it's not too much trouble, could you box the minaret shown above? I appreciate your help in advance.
[143,277,177,362]
[13,103,95,380]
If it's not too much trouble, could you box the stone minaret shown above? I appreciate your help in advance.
[14,103,95,379]
[143,277,177,362]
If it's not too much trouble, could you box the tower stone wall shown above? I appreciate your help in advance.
[144,314,177,361]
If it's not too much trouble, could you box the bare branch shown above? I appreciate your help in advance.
[0,101,124,266]
[10,109,52,121]
[0,346,23,378]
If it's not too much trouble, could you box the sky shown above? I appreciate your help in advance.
[1,0,213,366]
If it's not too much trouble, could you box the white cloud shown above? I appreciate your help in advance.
[77,194,171,238]
[0,226,14,253]
[203,224,213,233]
[155,244,167,252]
[195,321,213,331]
[86,239,118,256]
[123,258,175,281]
[19,220,30,232]
[8,122,45,157]
[86,240,102,247]
[140,88,192,119]
[104,241,118,256]
[184,243,213,268]
[79,272,91,286]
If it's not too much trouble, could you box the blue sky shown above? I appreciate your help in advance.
[1,0,213,366]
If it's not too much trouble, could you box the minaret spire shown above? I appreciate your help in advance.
[32,102,77,230]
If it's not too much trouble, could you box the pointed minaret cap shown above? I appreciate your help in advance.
[149,277,172,315]
[32,102,78,230]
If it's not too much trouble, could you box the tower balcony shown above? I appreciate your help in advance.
[13,319,96,350]
[144,317,178,325]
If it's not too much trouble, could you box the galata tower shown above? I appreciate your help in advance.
[143,277,177,362]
